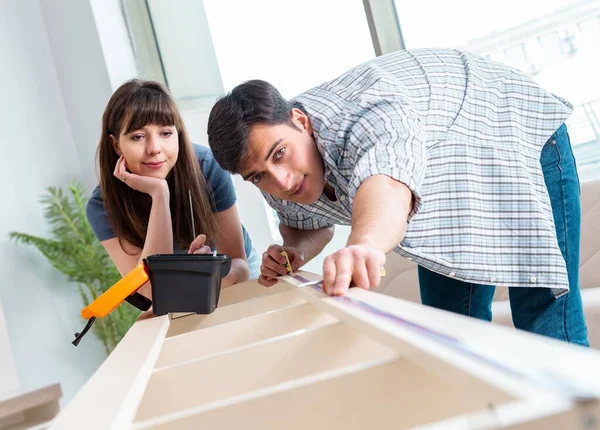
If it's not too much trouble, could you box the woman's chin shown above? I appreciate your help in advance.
[137,166,171,180]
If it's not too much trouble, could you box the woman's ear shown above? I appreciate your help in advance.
[110,135,121,155]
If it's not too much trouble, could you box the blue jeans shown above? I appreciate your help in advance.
[419,124,589,346]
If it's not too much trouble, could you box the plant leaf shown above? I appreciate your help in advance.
[10,181,138,355]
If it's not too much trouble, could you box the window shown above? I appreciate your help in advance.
[123,0,225,110]
[125,0,375,101]
[578,15,600,49]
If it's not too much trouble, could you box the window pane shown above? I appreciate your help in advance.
[146,0,224,106]
[393,0,600,181]
[203,0,375,97]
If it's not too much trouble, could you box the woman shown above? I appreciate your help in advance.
[86,79,259,304]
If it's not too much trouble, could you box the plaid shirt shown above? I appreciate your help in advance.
[263,48,573,296]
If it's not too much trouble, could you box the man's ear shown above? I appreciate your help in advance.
[110,135,121,155]
[291,108,313,135]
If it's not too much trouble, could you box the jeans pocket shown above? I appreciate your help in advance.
[540,137,561,170]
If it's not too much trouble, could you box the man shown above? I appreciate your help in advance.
[207,48,588,345]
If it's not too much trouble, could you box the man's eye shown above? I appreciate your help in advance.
[251,173,262,184]
[274,147,286,160]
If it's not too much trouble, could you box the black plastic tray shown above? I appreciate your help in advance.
[144,254,232,316]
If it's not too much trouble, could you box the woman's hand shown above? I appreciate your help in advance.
[114,155,168,198]
[188,234,212,255]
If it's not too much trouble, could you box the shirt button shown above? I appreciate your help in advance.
[550,139,556,145]
[339,195,346,202]
[490,277,496,283]
[448,272,455,277]
[530,276,537,283]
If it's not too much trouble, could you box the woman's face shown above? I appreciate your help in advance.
[112,124,179,179]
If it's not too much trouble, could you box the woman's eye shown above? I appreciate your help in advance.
[162,130,174,137]
[251,173,262,184]
[274,147,286,160]
[131,134,144,141]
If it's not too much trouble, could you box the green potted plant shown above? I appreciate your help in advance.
[10,182,139,355]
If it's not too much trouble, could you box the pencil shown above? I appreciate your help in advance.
[188,189,196,239]
[280,250,293,275]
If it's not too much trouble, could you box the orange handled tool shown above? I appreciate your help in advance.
[73,263,152,346]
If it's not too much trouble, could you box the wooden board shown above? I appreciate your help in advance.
[50,271,600,429]
[0,383,61,429]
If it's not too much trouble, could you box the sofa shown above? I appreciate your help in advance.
[374,179,600,348]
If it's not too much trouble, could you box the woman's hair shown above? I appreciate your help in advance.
[97,78,218,253]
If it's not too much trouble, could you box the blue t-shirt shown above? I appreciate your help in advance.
[86,144,253,257]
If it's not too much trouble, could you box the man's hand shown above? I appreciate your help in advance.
[259,245,305,287]
[320,175,412,296]
[322,244,385,296]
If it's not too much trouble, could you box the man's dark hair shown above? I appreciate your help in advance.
[207,79,301,173]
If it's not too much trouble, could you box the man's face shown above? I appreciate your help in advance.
[240,109,325,205]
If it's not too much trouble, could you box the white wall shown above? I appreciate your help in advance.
[0,302,19,401]
[0,0,109,405]
[40,0,121,192]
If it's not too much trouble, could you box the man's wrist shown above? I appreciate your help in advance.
[347,233,378,250]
